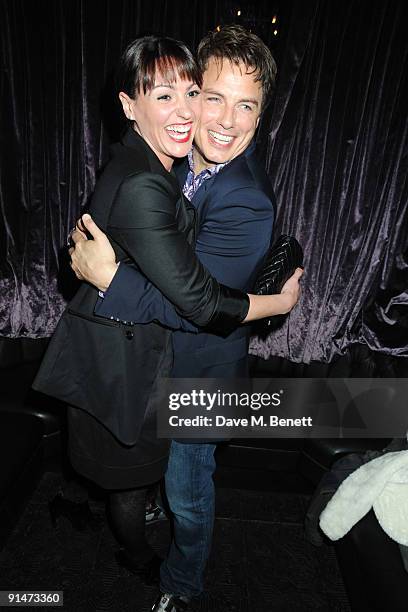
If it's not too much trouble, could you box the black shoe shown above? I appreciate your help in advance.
[150,593,191,612]
[115,549,162,586]
[48,493,101,532]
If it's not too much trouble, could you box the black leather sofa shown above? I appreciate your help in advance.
[336,510,407,612]
[0,358,61,550]
[0,411,44,549]
[305,438,408,612]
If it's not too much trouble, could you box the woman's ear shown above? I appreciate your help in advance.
[118,92,135,121]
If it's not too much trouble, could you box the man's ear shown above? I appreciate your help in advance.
[119,92,135,121]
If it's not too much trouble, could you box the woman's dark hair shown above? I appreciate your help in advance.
[197,25,277,112]
[117,35,202,99]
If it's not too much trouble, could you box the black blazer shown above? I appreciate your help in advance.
[33,129,249,450]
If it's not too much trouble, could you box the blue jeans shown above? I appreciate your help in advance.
[160,441,217,597]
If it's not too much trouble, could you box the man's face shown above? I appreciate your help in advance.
[193,57,263,173]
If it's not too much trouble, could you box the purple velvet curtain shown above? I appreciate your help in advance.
[251,0,408,362]
[0,0,407,364]
[0,0,112,337]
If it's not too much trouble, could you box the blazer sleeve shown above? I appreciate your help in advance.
[107,172,249,334]
[96,184,274,331]
[95,263,199,332]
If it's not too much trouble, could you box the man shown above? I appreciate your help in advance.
[71,26,299,612]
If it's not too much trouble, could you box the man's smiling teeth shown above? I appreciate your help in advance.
[165,124,191,140]
[208,130,233,144]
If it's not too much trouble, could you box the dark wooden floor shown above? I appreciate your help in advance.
[0,471,350,612]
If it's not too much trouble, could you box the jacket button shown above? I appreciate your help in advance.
[125,330,134,340]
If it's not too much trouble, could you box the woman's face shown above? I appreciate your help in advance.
[119,73,201,170]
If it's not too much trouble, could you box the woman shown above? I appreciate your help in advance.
[34,35,300,575]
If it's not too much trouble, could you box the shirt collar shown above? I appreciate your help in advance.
[187,147,229,177]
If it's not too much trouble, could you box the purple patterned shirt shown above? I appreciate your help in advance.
[182,148,228,201]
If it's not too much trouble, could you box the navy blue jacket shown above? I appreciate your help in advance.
[95,141,275,378]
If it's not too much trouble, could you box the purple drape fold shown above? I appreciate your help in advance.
[250,0,408,362]
[0,0,114,336]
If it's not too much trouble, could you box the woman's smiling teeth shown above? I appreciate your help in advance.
[208,130,234,145]
[165,123,192,142]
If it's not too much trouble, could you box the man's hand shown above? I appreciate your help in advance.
[278,267,304,313]
[244,267,304,322]
[68,214,119,292]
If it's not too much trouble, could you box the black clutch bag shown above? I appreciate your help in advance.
[254,234,303,295]
[253,234,303,330]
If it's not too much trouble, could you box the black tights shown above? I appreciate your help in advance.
[107,486,155,563]
[60,468,157,563]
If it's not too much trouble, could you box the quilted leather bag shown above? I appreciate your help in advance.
[254,234,303,329]
[254,234,303,295]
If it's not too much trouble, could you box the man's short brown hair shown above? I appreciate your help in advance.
[197,24,277,112]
